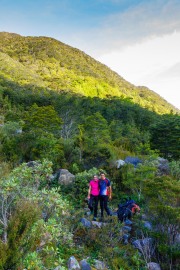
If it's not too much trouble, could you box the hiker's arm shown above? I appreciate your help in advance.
[109,186,112,199]
[136,204,140,212]
[87,185,91,199]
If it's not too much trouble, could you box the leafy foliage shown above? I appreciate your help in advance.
[4,201,41,269]
[169,160,180,179]
[143,176,180,269]
[150,114,180,160]
[0,160,75,269]
[121,163,156,201]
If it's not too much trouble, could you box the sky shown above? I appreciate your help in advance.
[0,0,180,109]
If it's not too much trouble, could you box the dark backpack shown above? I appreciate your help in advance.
[117,198,136,222]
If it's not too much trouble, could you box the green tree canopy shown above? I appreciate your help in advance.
[150,115,180,160]
[23,104,62,136]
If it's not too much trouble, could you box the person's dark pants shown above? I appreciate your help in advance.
[99,195,111,217]
[88,195,99,218]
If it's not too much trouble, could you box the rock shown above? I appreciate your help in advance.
[80,259,92,270]
[68,256,80,270]
[123,234,129,245]
[92,221,103,228]
[141,214,148,220]
[147,262,161,270]
[86,211,92,216]
[132,238,154,256]
[94,259,107,270]
[124,156,142,167]
[116,159,125,168]
[80,218,92,228]
[122,226,132,233]
[156,157,169,176]
[16,128,22,134]
[174,233,180,244]
[57,169,75,185]
[143,221,152,230]
[54,267,62,270]
[124,219,133,226]
[42,211,48,221]
[26,161,40,167]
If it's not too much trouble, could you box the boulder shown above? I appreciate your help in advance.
[94,259,107,270]
[132,238,154,256]
[86,211,92,216]
[123,234,129,245]
[124,219,133,226]
[122,226,132,233]
[143,221,152,230]
[116,159,125,168]
[174,233,180,244]
[16,128,22,134]
[141,214,148,220]
[156,157,169,176]
[124,156,142,167]
[147,262,161,270]
[80,218,92,228]
[57,169,75,185]
[92,221,103,228]
[68,256,80,270]
[26,161,40,167]
[80,259,92,270]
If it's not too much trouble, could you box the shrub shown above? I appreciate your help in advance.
[2,200,41,269]
[169,160,180,179]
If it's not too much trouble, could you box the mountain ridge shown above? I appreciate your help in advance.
[0,31,179,114]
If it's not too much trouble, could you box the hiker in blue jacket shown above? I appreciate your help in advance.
[99,172,112,220]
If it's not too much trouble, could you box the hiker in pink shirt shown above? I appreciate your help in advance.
[87,175,99,221]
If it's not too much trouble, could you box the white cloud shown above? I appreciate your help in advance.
[68,0,180,57]
[156,62,180,78]
[97,31,180,109]
[142,76,180,110]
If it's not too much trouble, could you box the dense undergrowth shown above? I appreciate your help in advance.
[0,159,179,270]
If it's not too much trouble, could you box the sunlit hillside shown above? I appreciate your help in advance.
[0,32,178,114]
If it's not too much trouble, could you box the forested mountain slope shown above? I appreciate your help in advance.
[0,32,178,114]
[0,32,180,270]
